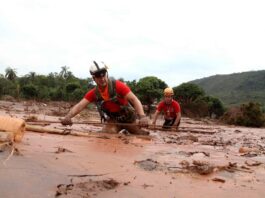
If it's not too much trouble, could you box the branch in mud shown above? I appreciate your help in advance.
[25,125,99,137]
[68,173,109,177]
[1,142,23,165]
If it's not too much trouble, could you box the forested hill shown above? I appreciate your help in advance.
[190,70,265,107]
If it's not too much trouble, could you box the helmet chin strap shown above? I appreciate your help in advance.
[164,98,172,105]
[93,73,108,90]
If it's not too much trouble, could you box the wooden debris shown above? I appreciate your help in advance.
[68,173,108,177]
[25,115,38,122]
[55,147,73,154]
[245,160,262,166]
[26,125,68,135]
[212,177,226,183]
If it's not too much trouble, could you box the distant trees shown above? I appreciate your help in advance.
[2,67,19,98]
[173,83,205,105]
[1,68,227,119]
[6,67,265,127]
[59,66,70,79]
[0,77,17,97]
[203,96,225,118]
[0,67,92,101]
[222,102,265,127]
[59,66,75,80]
[173,83,225,118]
[125,80,137,93]
[191,70,265,111]
[134,76,167,115]
[5,67,17,81]
[21,84,38,99]
[27,72,36,81]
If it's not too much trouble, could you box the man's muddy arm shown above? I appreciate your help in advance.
[125,92,145,117]
[174,112,181,127]
[125,92,149,126]
[65,98,90,119]
[152,110,160,125]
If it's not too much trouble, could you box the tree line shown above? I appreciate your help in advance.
[1,67,264,127]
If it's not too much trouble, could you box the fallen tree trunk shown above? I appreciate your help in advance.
[25,125,100,138]
[26,125,66,135]
[177,129,216,134]
[26,119,217,134]
[26,125,153,139]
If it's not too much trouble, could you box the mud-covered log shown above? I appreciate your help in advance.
[26,125,67,135]
[25,125,98,137]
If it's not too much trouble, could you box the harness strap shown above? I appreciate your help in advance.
[95,78,135,123]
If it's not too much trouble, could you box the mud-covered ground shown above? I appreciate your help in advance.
[0,100,265,198]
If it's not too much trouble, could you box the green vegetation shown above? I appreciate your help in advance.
[1,67,264,127]
[0,67,93,101]
[134,76,168,114]
[173,83,225,118]
[191,70,265,109]
[222,102,265,127]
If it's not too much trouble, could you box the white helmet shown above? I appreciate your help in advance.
[89,61,108,75]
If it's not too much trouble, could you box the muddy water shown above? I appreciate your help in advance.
[1,100,265,198]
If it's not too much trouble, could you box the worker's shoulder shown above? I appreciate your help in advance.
[157,100,165,107]
[172,100,180,105]
[172,99,178,102]
[85,87,97,98]
[115,79,130,90]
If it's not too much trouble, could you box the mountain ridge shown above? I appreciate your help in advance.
[190,70,265,107]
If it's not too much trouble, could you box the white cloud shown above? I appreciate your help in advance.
[0,0,265,86]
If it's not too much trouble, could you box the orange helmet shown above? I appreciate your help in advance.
[164,87,174,96]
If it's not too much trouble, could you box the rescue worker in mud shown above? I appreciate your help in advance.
[60,61,149,135]
[151,87,181,130]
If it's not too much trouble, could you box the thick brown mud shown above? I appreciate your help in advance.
[0,100,265,198]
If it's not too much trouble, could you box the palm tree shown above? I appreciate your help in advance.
[28,72,36,81]
[25,71,36,83]
[5,67,17,81]
[59,66,70,79]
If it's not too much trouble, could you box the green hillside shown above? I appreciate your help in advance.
[190,70,265,108]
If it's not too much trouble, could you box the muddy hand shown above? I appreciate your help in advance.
[60,117,73,126]
[149,124,156,130]
[139,116,149,127]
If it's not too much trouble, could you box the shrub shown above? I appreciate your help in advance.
[21,84,38,99]
[66,82,80,93]
[222,102,265,127]
[69,88,84,101]
[49,87,64,101]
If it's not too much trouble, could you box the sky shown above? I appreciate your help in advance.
[0,0,265,87]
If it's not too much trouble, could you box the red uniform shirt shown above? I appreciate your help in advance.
[84,80,130,112]
[157,100,181,120]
